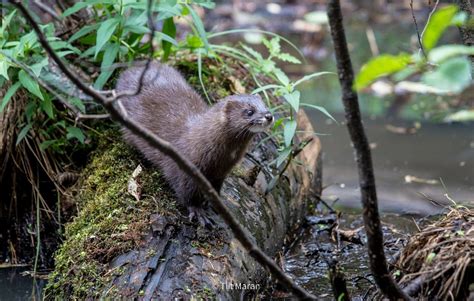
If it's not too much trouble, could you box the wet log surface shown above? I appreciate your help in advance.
[102,111,321,300]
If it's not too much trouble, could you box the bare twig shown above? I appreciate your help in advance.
[420,0,441,40]
[410,0,427,58]
[11,1,316,299]
[326,1,412,300]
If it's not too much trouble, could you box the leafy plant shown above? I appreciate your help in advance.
[354,5,473,120]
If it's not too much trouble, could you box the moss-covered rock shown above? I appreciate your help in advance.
[44,132,177,299]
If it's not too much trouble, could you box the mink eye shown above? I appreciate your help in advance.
[246,109,254,116]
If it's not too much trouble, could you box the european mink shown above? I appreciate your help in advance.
[116,62,273,222]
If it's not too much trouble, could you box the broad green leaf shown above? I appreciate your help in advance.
[68,23,100,42]
[186,34,204,48]
[16,123,32,145]
[284,90,300,112]
[428,45,474,63]
[0,81,21,112]
[293,71,335,87]
[0,60,9,80]
[95,18,120,58]
[276,147,291,167]
[355,54,411,90]
[422,56,471,93]
[301,103,337,123]
[284,120,297,147]
[94,42,119,89]
[278,53,301,64]
[18,70,44,100]
[66,126,85,143]
[162,17,176,60]
[444,110,474,122]
[422,5,458,51]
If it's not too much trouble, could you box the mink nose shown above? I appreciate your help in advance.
[264,112,273,122]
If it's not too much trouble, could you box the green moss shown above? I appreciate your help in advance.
[44,131,177,299]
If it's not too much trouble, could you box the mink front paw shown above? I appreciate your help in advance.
[188,206,215,229]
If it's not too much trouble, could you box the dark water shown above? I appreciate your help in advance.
[0,268,45,301]
[308,112,474,216]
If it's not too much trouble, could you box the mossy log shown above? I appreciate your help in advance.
[46,110,321,300]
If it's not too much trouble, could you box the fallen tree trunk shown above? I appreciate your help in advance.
[45,110,321,300]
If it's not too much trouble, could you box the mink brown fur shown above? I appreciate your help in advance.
[116,63,273,221]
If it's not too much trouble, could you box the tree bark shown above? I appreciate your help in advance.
[326,1,411,300]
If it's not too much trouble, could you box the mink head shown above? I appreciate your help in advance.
[222,94,273,135]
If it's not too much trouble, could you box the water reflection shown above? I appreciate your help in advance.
[0,267,45,301]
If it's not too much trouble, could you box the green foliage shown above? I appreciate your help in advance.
[355,5,472,93]
[354,54,411,90]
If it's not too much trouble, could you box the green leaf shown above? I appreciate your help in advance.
[252,84,281,94]
[301,103,337,123]
[422,5,459,51]
[428,45,474,63]
[69,23,100,42]
[422,56,472,93]
[1,9,17,35]
[162,17,176,60]
[30,58,48,77]
[278,53,301,64]
[40,140,57,151]
[62,1,89,17]
[66,126,85,144]
[16,123,32,145]
[274,68,290,86]
[0,60,9,80]
[0,81,21,112]
[18,70,44,100]
[69,98,86,113]
[194,0,216,9]
[276,147,291,167]
[425,252,436,263]
[94,42,119,89]
[445,110,474,122]
[355,54,411,90]
[156,32,178,46]
[284,90,300,112]
[241,44,263,61]
[95,18,120,58]
[40,96,55,119]
[186,4,209,50]
[293,71,335,87]
[186,34,204,49]
[284,120,297,147]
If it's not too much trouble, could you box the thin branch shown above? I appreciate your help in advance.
[113,0,157,100]
[11,1,316,299]
[420,0,441,39]
[410,0,427,58]
[326,1,412,300]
